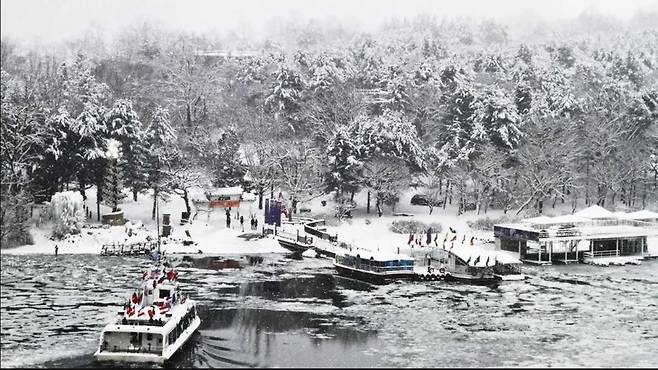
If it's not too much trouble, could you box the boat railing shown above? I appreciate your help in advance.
[101,342,162,355]
[119,317,168,327]
[337,261,414,273]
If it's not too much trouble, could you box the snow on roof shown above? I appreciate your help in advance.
[625,210,658,220]
[613,211,633,220]
[341,248,414,261]
[573,205,615,219]
[207,186,243,196]
[547,214,590,224]
[449,245,521,266]
[522,215,554,224]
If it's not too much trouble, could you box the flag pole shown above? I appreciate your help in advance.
[156,194,161,264]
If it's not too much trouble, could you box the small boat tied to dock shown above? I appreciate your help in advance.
[93,263,201,364]
[423,245,525,285]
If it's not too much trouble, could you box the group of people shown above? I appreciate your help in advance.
[249,216,259,231]
[407,227,476,249]
[225,206,259,232]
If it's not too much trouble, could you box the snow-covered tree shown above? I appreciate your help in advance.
[361,157,410,216]
[352,109,426,171]
[472,86,523,149]
[325,125,364,196]
[50,191,85,239]
[264,64,305,131]
[144,106,178,219]
[1,69,46,247]
[274,140,324,219]
[105,99,147,201]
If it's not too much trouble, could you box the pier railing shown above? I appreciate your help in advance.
[583,250,619,258]
[583,250,647,259]
[304,219,338,242]
[101,241,156,256]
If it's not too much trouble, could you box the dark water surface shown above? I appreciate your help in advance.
[1,253,657,368]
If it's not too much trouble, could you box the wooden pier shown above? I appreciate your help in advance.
[100,241,157,256]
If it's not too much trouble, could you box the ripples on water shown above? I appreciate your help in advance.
[1,254,657,368]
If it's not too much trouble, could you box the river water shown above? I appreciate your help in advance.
[1,253,657,368]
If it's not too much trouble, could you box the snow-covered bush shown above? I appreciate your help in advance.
[390,220,442,234]
[50,191,85,239]
[467,215,520,231]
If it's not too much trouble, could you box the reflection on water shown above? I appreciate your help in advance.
[1,254,658,368]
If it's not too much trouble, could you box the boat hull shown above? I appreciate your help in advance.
[445,273,499,285]
[334,263,415,285]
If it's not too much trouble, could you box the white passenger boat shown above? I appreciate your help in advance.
[94,264,201,364]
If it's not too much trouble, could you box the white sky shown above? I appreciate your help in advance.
[2,0,658,44]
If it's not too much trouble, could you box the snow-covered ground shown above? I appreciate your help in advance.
[1,187,287,256]
[4,186,657,258]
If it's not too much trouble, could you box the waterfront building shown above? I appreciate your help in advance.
[494,206,658,265]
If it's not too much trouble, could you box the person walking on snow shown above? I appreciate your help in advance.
[240,215,245,232]
[407,232,414,245]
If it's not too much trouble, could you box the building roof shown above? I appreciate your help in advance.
[548,214,589,224]
[522,215,554,224]
[574,205,616,219]
[625,210,658,220]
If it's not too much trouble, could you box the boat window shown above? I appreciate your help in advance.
[147,333,153,341]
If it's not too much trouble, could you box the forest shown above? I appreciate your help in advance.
[2,12,657,247]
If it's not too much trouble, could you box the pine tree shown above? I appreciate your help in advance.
[105,99,147,201]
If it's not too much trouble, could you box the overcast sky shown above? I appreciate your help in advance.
[2,0,658,44]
